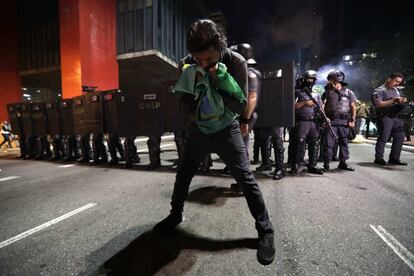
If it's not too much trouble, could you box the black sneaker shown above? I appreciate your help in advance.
[374,158,387,165]
[257,234,275,265]
[323,162,330,172]
[153,213,183,233]
[388,159,408,166]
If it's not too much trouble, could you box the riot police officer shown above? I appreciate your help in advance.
[372,73,408,165]
[147,135,161,170]
[291,70,324,174]
[123,136,140,168]
[322,70,357,171]
[107,133,125,165]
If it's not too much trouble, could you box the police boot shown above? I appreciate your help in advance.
[323,161,330,172]
[332,143,339,161]
[307,139,323,175]
[148,149,161,170]
[272,149,285,180]
[256,141,272,172]
[252,140,260,164]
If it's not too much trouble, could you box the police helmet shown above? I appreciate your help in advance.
[231,43,257,65]
[327,70,348,86]
[303,70,317,79]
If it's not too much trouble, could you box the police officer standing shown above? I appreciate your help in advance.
[372,73,408,166]
[322,70,357,171]
[291,70,324,174]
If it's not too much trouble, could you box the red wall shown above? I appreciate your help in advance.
[0,0,22,122]
[59,0,118,99]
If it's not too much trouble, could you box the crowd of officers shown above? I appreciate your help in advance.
[9,45,411,177]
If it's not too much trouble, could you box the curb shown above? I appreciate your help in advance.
[361,138,414,153]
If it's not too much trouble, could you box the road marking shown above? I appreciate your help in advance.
[370,224,414,271]
[0,203,97,249]
[58,164,75,168]
[137,143,175,153]
[135,135,174,143]
[0,176,20,182]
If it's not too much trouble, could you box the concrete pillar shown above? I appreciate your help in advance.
[59,0,119,99]
[0,0,22,122]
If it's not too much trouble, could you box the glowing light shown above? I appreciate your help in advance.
[343,55,351,61]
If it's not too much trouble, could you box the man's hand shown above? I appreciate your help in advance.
[349,121,355,128]
[208,63,218,83]
[240,123,249,136]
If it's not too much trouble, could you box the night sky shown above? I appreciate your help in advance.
[205,0,414,64]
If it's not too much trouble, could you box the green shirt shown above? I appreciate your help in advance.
[173,62,246,134]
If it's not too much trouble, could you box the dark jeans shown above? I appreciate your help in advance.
[1,134,12,148]
[170,120,274,237]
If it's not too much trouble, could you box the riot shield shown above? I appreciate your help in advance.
[84,91,104,134]
[72,95,88,135]
[31,102,48,136]
[7,103,23,136]
[160,80,189,132]
[255,61,295,128]
[135,87,164,136]
[19,102,33,136]
[59,99,75,136]
[102,90,139,137]
[45,100,61,135]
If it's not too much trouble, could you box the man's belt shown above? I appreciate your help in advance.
[327,114,351,120]
[296,116,316,121]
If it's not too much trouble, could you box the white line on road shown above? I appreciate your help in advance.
[58,164,75,168]
[0,176,20,182]
[0,203,97,249]
[370,224,414,271]
[136,143,175,153]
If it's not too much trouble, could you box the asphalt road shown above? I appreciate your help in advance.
[0,139,413,276]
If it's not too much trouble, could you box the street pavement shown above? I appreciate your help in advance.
[0,138,413,276]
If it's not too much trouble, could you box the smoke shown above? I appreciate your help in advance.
[315,62,377,101]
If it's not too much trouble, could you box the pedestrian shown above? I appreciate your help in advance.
[0,121,13,149]
[154,19,275,265]
[356,101,369,135]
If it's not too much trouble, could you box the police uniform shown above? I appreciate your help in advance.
[124,136,140,168]
[291,88,323,174]
[147,135,161,169]
[372,85,406,164]
[243,67,260,156]
[108,132,125,165]
[92,132,108,165]
[323,86,357,170]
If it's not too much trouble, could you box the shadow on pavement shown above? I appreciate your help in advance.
[356,162,404,170]
[99,229,257,276]
[187,185,244,206]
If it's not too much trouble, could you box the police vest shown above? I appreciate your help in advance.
[325,88,352,116]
